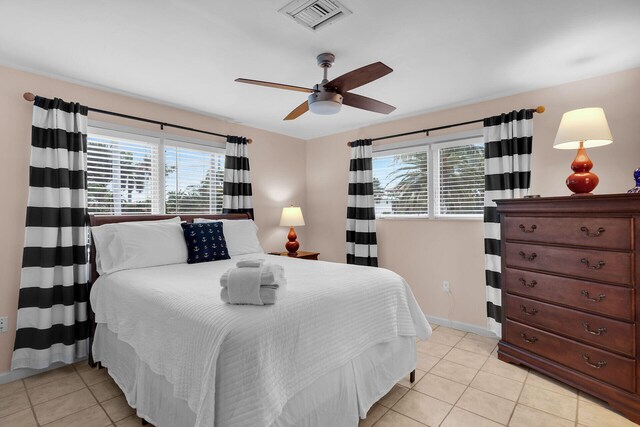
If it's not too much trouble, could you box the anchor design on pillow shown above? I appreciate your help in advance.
[182,222,229,263]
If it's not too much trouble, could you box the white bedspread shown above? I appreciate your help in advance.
[90,255,431,427]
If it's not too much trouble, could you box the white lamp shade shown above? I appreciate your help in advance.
[280,206,305,227]
[553,107,613,150]
[309,100,342,115]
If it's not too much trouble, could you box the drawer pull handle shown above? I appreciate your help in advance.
[582,353,607,369]
[519,224,537,233]
[518,278,537,288]
[520,333,538,344]
[580,226,606,237]
[519,304,538,316]
[518,251,537,261]
[582,322,607,336]
[580,258,605,270]
[580,290,606,302]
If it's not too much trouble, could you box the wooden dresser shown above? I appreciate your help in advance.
[496,194,640,423]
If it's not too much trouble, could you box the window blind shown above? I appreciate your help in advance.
[87,127,226,216]
[372,132,485,219]
[164,141,225,215]
[87,133,159,215]
[373,150,429,216]
[437,143,484,216]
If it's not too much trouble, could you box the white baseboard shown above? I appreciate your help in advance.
[0,358,87,385]
[425,314,499,338]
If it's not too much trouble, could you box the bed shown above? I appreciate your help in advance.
[88,214,431,427]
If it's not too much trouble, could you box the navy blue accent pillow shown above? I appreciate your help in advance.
[181,222,230,264]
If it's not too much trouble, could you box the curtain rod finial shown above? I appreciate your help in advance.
[535,105,545,114]
[23,92,36,102]
[247,138,253,144]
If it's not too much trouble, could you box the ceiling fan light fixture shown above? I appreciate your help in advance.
[308,91,343,115]
[236,53,395,120]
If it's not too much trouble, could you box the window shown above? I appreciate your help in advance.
[164,141,225,215]
[373,149,429,217]
[87,131,159,215]
[372,131,484,219]
[436,143,484,216]
[87,124,225,215]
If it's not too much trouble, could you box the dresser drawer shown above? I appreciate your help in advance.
[504,268,634,321]
[505,242,632,285]
[504,319,635,392]
[504,216,631,250]
[505,294,635,357]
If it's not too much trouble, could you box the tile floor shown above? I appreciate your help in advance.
[0,361,148,427]
[361,324,639,427]
[0,323,637,426]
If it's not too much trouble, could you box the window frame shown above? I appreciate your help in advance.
[87,120,226,215]
[372,129,484,220]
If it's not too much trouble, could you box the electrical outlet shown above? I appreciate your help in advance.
[0,316,8,333]
[442,281,451,293]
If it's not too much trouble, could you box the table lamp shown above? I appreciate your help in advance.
[280,206,305,256]
[553,107,613,195]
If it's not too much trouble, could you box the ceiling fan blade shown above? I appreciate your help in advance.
[235,78,316,93]
[324,62,393,93]
[284,100,309,120]
[342,92,396,114]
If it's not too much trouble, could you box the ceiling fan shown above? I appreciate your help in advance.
[235,53,396,120]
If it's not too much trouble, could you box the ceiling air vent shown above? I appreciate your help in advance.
[279,0,352,32]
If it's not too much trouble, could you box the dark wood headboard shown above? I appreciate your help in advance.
[88,213,252,283]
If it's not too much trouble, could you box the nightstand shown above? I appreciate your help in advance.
[268,251,319,260]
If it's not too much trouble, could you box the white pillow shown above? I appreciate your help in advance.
[92,217,185,274]
[194,218,264,256]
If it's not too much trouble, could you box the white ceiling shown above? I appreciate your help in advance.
[1,0,639,139]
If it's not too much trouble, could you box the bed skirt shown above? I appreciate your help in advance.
[93,324,415,427]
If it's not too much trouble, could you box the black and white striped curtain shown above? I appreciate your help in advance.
[222,136,254,219]
[346,139,378,267]
[12,97,90,369]
[483,109,533,337]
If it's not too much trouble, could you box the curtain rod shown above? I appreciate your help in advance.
[347,105,545,147]
[22,92,253,144]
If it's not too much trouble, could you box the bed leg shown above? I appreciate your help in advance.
[97,361,103,369]
[410,370,415,383]
[141,419,148,425]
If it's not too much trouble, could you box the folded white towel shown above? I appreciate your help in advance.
[220,287,279,305]
[226,267,264,305]
[220,263,287,305]
[220,263,285,288]
[236,259,265,268]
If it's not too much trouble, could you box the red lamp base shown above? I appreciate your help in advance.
[285,227,299,256]
[566,144,599,195]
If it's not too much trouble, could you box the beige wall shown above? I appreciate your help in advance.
[0,65,307,374]
[2,64,639,376]
[305,67,640,329]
